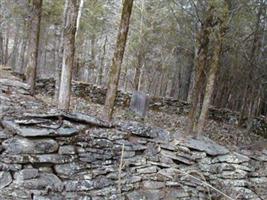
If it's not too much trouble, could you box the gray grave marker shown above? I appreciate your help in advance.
[130,91,149,118]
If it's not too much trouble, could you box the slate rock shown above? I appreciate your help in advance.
[2,120,78,137]
[0,154,76,164]
[23,173,63,191]
[212,153,250,164]
[14,168,39,181]
[2,137,58,154]
[58,145,76,155]
[0,172,12,189]
[180,136,229,156]
[54,162,86,177]
[118,121,171,142]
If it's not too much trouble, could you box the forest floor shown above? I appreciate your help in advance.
[1,65,266,151]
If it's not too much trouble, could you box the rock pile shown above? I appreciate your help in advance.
[0,115,267,200]
[1,78,266,199]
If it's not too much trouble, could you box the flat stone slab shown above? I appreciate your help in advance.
[180,136,229,156]
[212,152,250,164]
[2,120,78,137]
[2,137,58,154]
[118,121,171,142]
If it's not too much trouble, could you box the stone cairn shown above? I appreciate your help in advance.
[0,78,266,200]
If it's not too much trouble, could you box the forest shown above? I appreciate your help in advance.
[0,0,266,135]
[0,0,267,199]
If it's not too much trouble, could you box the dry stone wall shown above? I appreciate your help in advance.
[1,78,267,199]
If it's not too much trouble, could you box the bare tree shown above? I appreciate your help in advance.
[197,1,230,136]
[103,0,134,121]
[25,0,42,95]
[58,0,80,110]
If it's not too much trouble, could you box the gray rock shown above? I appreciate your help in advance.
[0,154,76,164]
[2,120,78,137]
[0,172,12,189]
[0,130,10,140]
[212,153,250,164]
[126,190,162,200]
[55,162,86,177]
[143,181,165,189]
[2,137,58,154]
[23,173,63,191]
[0,162,22,171]
[58,145,76,155]
[161,149,194,165]
[64,180,94,191]
[136,166,158,174]
[181,136,229,156]
[14,168,39,181]
[118,121,171,142]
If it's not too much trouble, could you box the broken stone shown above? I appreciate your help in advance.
[0,172,12,189]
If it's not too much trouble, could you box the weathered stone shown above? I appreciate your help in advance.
[126,190,162,200]
[55,162,86,177]
[143,181,165,189]
[0,172,12,189]
[218,169,248,179]
[3,137,58,154]
[118,121,171,142]
[130,91,149,118]
[161,149,194,165]
[0,154,76,164]
[181,136,229,156]
[212,153,250,164]
[0,130,10,140]
[136,166,158,174]
[23,173,63,191]
[58,145,76,155]
[65,180,93,192]
[14,168,39,181]
[2,120,78,137]
[0,162,22,171]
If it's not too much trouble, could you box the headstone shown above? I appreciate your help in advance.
[130,91,149,118]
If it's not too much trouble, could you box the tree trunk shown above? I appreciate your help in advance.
[58,0,80,110]
[4,26,9,65]
[103,0,134,121]
[25,0,42,95]
[196,35,223,136]
[187,5,214,135]
[98,36,107,86]
[196,2,229,136]
[55,1,69,100]
[0,31,4,65]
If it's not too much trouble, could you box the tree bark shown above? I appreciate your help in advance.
[103,0,134,121]
[196,2,229,136]
[25,0,42,95]
[55,0,69,101]
[0,31,4,65]
[187,5,214,135]
[58,0,80,110]
[98,36,107,86]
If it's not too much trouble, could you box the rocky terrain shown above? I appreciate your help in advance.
[0,70,267,200]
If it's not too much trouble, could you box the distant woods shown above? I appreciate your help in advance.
[0,0,266,132]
